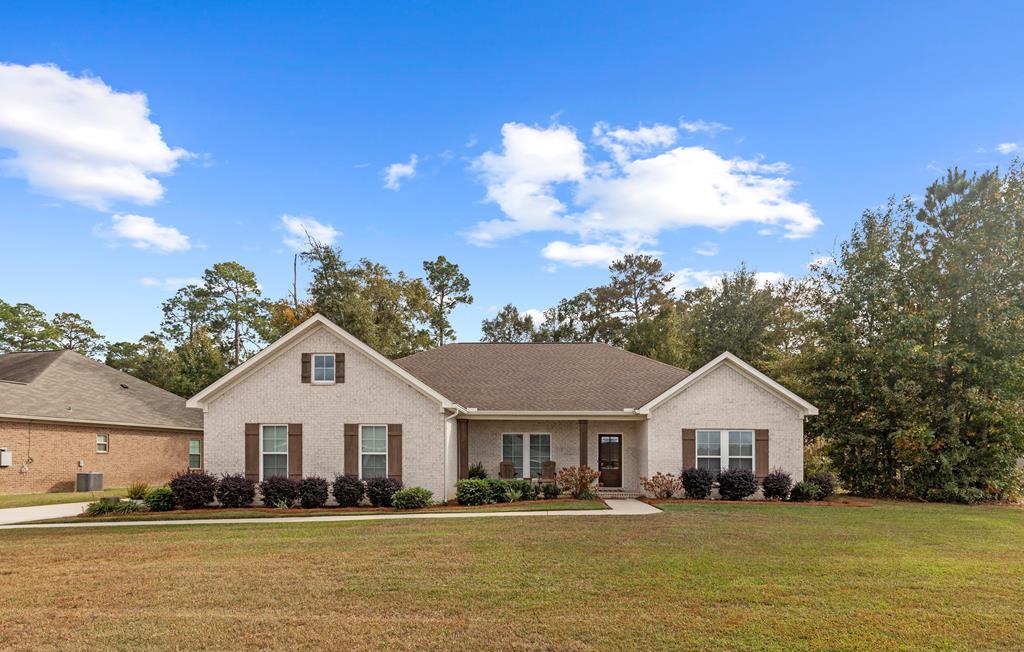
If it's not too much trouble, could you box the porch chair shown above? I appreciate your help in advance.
[499,460,516,479]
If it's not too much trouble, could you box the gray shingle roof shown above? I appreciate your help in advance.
[395,343,689,411]
[0,350,202,430]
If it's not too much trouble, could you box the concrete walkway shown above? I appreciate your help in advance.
[0,501,89,525]
[0,498,661,531]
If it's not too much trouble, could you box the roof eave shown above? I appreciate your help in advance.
[0,413,203,432]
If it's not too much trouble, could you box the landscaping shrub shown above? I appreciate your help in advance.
[486,478,509,503]
[144,486,175,512]
[365,477,402,507]
[718,467,758,500]
[761,469,793,501]
[259,476,300,508]
[541,482,561,499]
[467,462,488,479]
[809,472,837,500]
[391,487,433,510]
[556,465,600,499]
[216,474,256,508]
[456,479,491,506]
[680,467,714,499]
[503,485,523,502]
[507,478,535,500]
[789,481,820,502]
[298,476,330,508]
[169,470,218,509]
[126,482,149,501]
[85,498,139,516]
[331,474,365,507]
[640,472,682,499]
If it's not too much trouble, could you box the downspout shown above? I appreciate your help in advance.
[443,406,463,501]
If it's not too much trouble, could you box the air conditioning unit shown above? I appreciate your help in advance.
[0,448,11,468]
[76,471,103,492]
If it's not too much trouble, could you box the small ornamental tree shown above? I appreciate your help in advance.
[762,469,793,501]
[169,470,218,509]
[640,472,683,499]
[681,467,714,499]
[556,465,600,499]
[216,474,256,508]
[331,474,365,507]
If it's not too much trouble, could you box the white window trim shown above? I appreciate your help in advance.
[96,433,109,454]
[695,429,755,473]
[259,424,288,481]
[501,432,551,479]
[359,424,388,480]
[188,438,202,469]
[311,353,336,385]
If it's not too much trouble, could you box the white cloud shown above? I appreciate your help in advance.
[468,121,820,264]
[280,214,340,251]
[753,271,788,287]
[807,255,834,270]
[694,241,719,257]
[679,118,730,136]
[141,276,202,290]
[0,63,190,209]
[524,308,545,324]
[996,142,1019,155]
[105,214,190,252]
[383,154,418,190]
[542,241,641,267]
[669,268,787,293]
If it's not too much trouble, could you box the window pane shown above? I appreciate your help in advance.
[696,430,720,457]
[502,434,524,477]
[262,425,288,453]
[529,434,551,478]
[189,440,201,455]
[96,434,108,452]
[313,354,335,382]
[697,457,721,474]
[361,425,387,453]
[362,454,386,479]
[263,453,287,478]
[729,431,753,457]
[189,454,202,469]
[729,457,753,471]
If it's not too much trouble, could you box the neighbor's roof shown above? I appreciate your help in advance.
[395,342,690,411]
[0,350,202,431]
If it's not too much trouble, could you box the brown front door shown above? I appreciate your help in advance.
[598,435,622,488]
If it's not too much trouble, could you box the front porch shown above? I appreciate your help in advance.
[456,418,646,493]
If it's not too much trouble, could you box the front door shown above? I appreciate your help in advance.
[598,434,622,488]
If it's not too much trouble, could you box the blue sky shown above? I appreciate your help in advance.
[1,2,1022,344]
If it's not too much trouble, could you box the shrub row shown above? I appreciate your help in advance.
[455,478,562,506]
[669,468,838,502]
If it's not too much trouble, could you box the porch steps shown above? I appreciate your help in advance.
[597,489,643,499]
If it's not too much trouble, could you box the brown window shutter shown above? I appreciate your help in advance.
[387,424,402,483]
[288,423,303,479]
[301,353,311,383]
[755,429,769,480]
[245,423,259,480]
[578,420,588,467]
[681,428,697,470]
[335,352,345,383]
[344,423,359,476]
[457,419,469,480]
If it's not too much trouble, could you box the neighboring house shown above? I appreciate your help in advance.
[189,315,817,500]
[0,350,203,494]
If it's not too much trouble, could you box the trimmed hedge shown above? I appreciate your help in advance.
[169,470,218,509]
[298,476,330,508]
[331,474,365,507]
[456,479,491,506]
[789,481,820,502]
[144,486,175,512]
[809,472,836,500]
[681,467,714,499]
[761,469,793,501]
[259,476,300,507]
[391,487,434,510]
[216,474,256,508]
[718,467,758,500]
[365,477,402,507]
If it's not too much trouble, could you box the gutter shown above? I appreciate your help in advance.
[0,413,203,433]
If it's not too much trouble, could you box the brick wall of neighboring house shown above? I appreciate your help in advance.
[0,420,202,494]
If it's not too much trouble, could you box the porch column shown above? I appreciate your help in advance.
[578,419,588,467]
[457,419,470,480]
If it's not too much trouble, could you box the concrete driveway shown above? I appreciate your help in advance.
[0,502,90,525]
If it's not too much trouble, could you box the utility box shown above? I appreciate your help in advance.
[0,449,11,467]
[76,471,103,492]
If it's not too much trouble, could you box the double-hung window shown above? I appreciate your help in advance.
[502,433,551,478]
[96,433,109,453]
[312,354,336,384]
[261,425,288,479]
[188,439,202,469]
[360,425,387,479]
[695,429,754,475]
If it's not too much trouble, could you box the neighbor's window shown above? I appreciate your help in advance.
[696,430,720,474]
[728,430,753,471]
[360,424,387,479]
[96,433,109,453]
[261,425,288,479]
[502,433,550,478]
[188,439,202,469]
[312,354,336,384]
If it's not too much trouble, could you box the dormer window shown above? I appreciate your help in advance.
[312,354,336,384]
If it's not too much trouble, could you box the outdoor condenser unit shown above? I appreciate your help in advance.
[76,471,103,492]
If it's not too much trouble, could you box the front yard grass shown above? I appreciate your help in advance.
[0,488,126,509]
[0,500,1021,650]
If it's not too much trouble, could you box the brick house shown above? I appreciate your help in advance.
[189,314,817,500]
[0,350,202,494]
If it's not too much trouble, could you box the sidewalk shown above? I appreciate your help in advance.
[0,501,89,525]
[0,498,661,530]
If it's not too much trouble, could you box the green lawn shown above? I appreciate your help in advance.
[0,500,1021,650]
[0,488,127,509]
[27,498,607,523]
